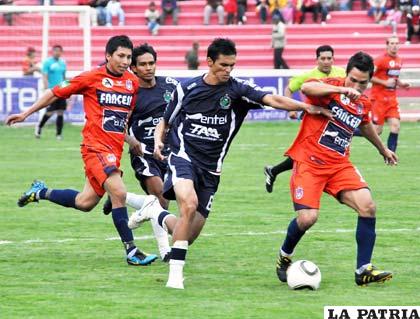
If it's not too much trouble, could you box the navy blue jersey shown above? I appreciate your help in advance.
[129,76,178,154]
[163,75,268,174]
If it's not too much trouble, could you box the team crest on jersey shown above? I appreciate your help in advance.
[356,103,363,115]
[219,94,231,109]
[389,60,395,67]
[102,78,114,88]
[295,187,304,200]
[163,90,172,103]
[340,94,351,106]
[106,153,117,163]
[126,80,133,90]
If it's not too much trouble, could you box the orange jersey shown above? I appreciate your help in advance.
[370,53,402,99]
[52,65,139,156]
[286,77,371,166]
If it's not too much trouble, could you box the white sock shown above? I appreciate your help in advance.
[356,263,371,274]
[167,240,188,282]
[280,249,293,258]
[126,192,147,209]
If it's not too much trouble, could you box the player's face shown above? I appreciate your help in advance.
[52,47,62,59]
[207,54,236,83]
[132,53,156,82]
[317,51,334,74]
[345,67,370,93]
[386,38,399,56]
[106,46,132,75]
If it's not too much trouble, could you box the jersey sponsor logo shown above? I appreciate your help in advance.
[187,82,197,90]
[163,90,172,103]
[319,121,352,156]
[188,123,221,140]
[137,116,162,138]
[97,90,133,108]
[186,113,228,125]
[165,77,179,86]
[295,186,304,200]
[126,80,133,90]
[387,69,401,77]
[102,109,128,133]
[219,94,231,109]
[59,80,70,88]
[340,94,351,106]
[102,78,114,88]
[331,102,362,129]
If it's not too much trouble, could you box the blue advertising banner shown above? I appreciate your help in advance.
[0,74,301,123]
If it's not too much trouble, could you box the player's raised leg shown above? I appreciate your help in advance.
[340,188,392,285]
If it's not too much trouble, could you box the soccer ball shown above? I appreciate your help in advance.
[287,260,321,290]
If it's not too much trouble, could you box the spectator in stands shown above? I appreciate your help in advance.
[0,0,13,26]
[368,0,387,23]
[78,0,99,26]
[22,47,41,76]
[282,0,296,24]
[237,0,248,24]
[39,0,54,4]
[256,0,269,24]
[349,0,367,10]
[185,42,200,70]
[145,1,161,36]
[225,0,238,24]
[92,0,109,26]
[381,5,402,34]
[272,15,289,68]
[268,0,285,21]
[300,0,321,24]
[398,0,412,21]
[203,0,225,25]
[406,5,420,44]
[161,0,178,25]
[319,0,330,24]
[106,0,125,26]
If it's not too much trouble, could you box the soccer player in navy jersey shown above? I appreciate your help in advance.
[103,43,176,261]
[128,38,332,289]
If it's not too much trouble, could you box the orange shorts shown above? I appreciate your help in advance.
[81,147,121,197]
[290,161,368,210]
[370,97,400,125]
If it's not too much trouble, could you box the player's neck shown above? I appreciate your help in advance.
[203,73,223,86]
[139,77,156,88]
[105,65,123,77]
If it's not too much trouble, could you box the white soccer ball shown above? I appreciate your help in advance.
[287,260,321,290]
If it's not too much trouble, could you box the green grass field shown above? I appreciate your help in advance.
[1,122,419,319]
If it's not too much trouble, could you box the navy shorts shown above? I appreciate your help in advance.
[163,154,220,218]
[46,98,67,112]
[130,153,168,194]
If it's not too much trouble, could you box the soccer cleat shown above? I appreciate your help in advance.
[276,255,292,282]
[264,166,276,193]
[162,251,171,263]
[102,196,112,215]
[56,135,63,141]
[34,125,41,139]
[126,248,158,266]
[355,265,392,286]
[166,277,184,289]
[127,195,159,229]
[18,180,47,207]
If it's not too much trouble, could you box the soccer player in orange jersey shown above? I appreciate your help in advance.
[6,35,157,266]
[275,52,398,286]
[370,36,410,152]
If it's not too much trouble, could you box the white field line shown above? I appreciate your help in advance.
[1,227,419,246]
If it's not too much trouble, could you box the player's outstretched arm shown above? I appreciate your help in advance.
[301,81,361,100]
[153,120,169,161]
[263,94,333,119]
[6,89,58,125]
[359,123,398,165]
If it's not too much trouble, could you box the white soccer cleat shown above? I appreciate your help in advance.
[127,195,158,229]
[166,278,184,290]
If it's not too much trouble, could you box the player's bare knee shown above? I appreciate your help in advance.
[298,212,318,230]
[109,189,126,207]
[76,201,95,212]
[358,201,376,217]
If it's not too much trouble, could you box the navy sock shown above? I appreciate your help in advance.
[56,115,64,136]
[112,207,134,245]
[271,157,294,176]
[356,216,376,269]
[171,247,187,261]
[38,113,51,128]
[387,132,398,152]
[281,218,306,255]
[353,128,362,137]
[41,189,78,208]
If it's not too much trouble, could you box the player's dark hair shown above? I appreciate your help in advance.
[52,44,63,51]
[105,35,133,56]
[316,45,334,58]
[346,51,374,78]
[207,38,236,62]
[131,43,157,66]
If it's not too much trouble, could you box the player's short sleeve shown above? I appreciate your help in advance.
[41,59,50,75]
[52,70,92,99]
[288,73,308,93]
[163,82,183,125]
[361,97,372,124]
[233,78,268,106]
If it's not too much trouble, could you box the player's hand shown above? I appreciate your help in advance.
[382,148,398,166]
[153,141,166,161]
[5,113,27,126]
[384,78,397,88]
[126,136,143,156]
[288,111,298,119]
[307,105,333,120]
[399,81,410,89]
[341,87,361,100]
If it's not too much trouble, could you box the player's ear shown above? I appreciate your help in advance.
[207,57,213,68]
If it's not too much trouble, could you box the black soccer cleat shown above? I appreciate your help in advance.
[355,265,393,286]
[276,255,292,282]
[162,251,171,263]
[102,196,112,215]
[18,180,46,207]
[264,166,276,193]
